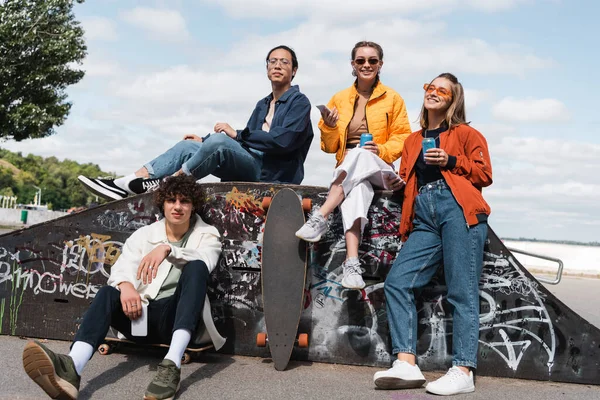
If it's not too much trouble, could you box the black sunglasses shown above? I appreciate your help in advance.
[354,58,380,65]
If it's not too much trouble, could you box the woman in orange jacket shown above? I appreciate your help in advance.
[295,41,411,289]
[374,73,492,396]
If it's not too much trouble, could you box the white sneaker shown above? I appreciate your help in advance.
[425,366,475,395]
[295,212,328,242]
[341,258,365,289]
[373,360,426,389]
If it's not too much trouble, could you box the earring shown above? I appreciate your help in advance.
[352,69,357,77]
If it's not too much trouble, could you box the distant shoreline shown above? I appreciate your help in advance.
[502,237,600,247]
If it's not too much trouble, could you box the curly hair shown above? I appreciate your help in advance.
[153,175,203,215]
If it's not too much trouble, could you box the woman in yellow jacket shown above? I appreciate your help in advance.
[296,41,411,289]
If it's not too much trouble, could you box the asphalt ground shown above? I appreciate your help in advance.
[1,276,599,399]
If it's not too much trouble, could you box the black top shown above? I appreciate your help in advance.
[416,125,457,189]
[415,124,487,224]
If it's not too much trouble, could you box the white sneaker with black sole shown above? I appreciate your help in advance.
[373,360,426,389]
[78,176,131,200]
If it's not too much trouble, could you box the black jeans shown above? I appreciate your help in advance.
[74,260,209,350]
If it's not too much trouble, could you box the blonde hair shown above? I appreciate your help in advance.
[419,72,467,130]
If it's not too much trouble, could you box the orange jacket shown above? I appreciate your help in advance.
[399,124,493,241]
[319,81,411,167]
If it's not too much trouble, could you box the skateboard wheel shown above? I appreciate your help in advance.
[297,333,309,348]
[98,344,112,355]
[256,332,268,347]
[262,197,272,210]
[181,352,192,365]
[301,198,312,212]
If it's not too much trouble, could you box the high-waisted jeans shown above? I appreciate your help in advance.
[385,179,487,368]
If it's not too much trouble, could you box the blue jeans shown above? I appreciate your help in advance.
[385,179,487,369]
[144,134,262,181]
[74,260,209,350]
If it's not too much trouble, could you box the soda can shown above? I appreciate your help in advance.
[360,133,373,147]
[422,137,436,154]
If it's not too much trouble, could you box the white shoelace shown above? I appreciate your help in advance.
[306,213,324,229]
[343,262,364,276]
[443,367,467,382]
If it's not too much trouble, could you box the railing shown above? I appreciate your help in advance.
[507,247,564,285]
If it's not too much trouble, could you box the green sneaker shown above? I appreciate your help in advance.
[22,340,81,400]
[144,359,181,400]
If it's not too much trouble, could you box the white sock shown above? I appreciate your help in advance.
[114,173,138,191]
[164,329,191,368]
[68,341,94,376]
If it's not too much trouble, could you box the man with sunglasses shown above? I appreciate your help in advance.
[78,45,313,201]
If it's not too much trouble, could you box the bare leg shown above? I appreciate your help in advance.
[319,172,347,218]
[134,167,150,179]
[345,219,361,259]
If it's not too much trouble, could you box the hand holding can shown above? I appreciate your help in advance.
[422,137,436,154]
[360,133,373,147]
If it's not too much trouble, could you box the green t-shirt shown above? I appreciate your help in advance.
[155,226,194,300]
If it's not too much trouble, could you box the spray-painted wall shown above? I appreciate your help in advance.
[0,183,598,384]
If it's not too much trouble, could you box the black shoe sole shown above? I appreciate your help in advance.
[374,377,426,390]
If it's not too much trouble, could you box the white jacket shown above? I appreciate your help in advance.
[107,214,226,350]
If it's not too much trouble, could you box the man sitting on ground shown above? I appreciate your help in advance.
[79,45,313,201]
[22,175,225,400]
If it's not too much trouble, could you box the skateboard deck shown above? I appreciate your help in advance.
[259,188,309,371]
[98,337,214,364]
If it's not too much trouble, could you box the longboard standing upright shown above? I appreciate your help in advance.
[258,188,311,371]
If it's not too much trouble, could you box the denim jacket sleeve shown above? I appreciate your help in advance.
[236,95,312,154]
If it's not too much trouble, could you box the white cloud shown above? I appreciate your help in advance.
[82,55,120,77]
[464,89,491,109]
[81,16,118,41]
[492,97,570,123]
[466,0,533,12]
[202,0,534,20]
[119,7,189,42]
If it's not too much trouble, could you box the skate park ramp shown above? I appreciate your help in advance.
[0,182,598,385]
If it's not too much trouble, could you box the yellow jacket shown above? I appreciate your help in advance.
[319,81,411,167]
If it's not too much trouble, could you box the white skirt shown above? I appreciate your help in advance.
[330,148,397,233]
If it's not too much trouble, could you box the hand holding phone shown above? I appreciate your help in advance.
[319,105,339,128]
[316,105,331,116]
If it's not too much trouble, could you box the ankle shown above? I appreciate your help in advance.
[456,366,470,375]
[397,353,416,366]
[316,209,328,219]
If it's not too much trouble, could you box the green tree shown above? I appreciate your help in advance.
[0,166,15,190]
[0,0,86,141]
[0,148,114,209]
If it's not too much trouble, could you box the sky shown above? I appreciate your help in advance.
[1,0,599,243]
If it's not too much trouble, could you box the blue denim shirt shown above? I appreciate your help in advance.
[236,85,313,184]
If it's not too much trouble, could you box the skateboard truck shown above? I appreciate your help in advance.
[256,332,309,348]
[262,196,312,212]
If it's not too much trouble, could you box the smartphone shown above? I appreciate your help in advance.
[131,303,148,337]
[316,105,331,115]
